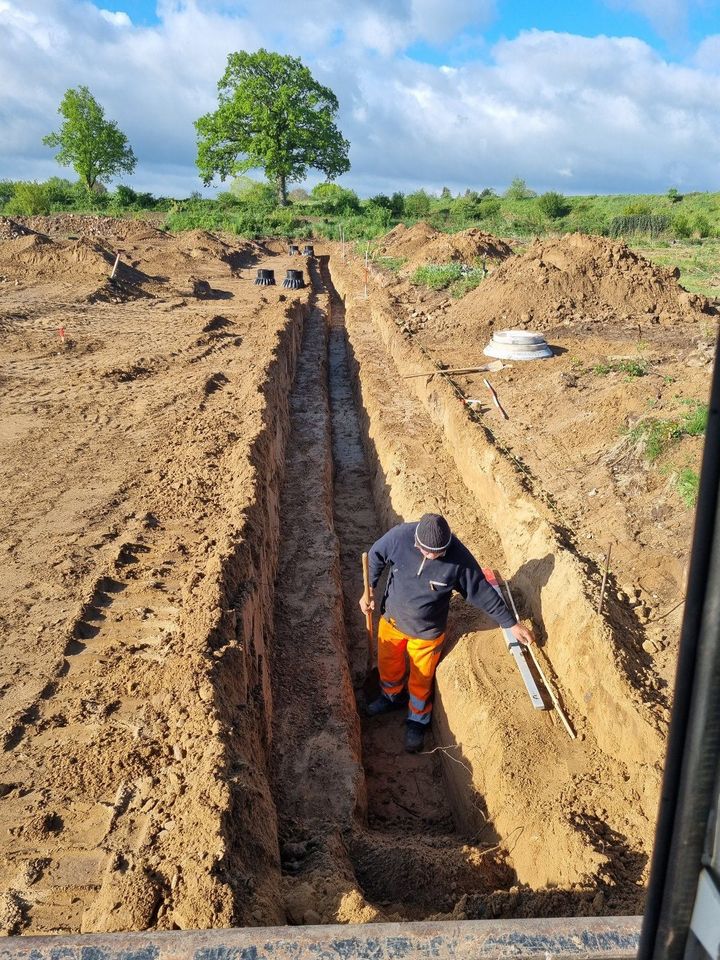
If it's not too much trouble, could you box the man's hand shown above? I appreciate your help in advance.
[359,596,375,616]
[509,621,535,646]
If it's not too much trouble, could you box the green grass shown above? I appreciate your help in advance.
[593,358,649,378]
[676,468,700,507]
[410,262,486,296]
[626,400,709,461]
[374,255,406,272]
[632,238,720,300]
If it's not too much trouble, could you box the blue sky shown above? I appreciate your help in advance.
[1,0,720,196]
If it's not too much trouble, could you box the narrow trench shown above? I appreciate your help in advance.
[322,258,514,919]
[267,257,514,925]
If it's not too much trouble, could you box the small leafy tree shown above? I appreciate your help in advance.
[390,192,405,216]
[43,86,137,191]
[230,176,278,211]
[0,181,15,209]
[537,191,570,219]
[6,182,51,216]
[310,182,360,214]
[505,177,536,200]
[404,189,431,218]
[196,49,350,206]
[667,187,683,203]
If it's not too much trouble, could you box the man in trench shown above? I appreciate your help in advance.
[360,513,534,754]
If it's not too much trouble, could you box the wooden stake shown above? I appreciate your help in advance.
[401,361,504,379]
[363,242,369,299]
[110,253,120,280]
[598,544,612,614]
[361,551,374,669]
[527,644,576,740]
[483,378,509,420]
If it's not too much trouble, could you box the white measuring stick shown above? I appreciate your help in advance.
[503,579,576,740]
[483,568,544,710]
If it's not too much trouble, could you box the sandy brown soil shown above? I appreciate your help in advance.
[1,216,714,936]
[378,223,513,271]
[0,216,310,933]
[367,231,718,690]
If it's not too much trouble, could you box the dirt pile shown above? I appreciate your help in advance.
[0,217,42,241]
[377,221,440,258]
[405,228,513,270]
[0,234,114,280]
[442,232,714,333]
[15,214,164,244]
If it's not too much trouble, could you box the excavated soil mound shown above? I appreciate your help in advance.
[443,232,714,333]
[405,228,513,270]
[0,234,113,279]
[16,215,164,244]
[377,221,440,258]
[0,217,43,241]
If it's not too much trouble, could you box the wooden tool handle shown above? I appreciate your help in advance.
[362,552,372,630]
[362,552,374,670]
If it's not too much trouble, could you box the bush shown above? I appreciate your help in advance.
[113,184,138,209]
[476,198,502,220]
[390,191,405,216]
[310,182,361,215]
[6,181,51,215]
[287,187,310,204]
[0,180,14,208]
[404,189,432,218]
[693,214,712,238]
[231,177,278,211]
[622,201,653,216]
[537,191,570,219]
[667,187,683,203]
[673,214,693,239]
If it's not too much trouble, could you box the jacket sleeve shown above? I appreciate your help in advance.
[456,559,517,629]
[368,527,398,588]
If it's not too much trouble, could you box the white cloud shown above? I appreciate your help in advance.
[0,3,719,197]
[605,0,720,41]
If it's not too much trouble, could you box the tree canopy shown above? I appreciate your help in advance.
[195,49,350,205]
[43,86,137,191]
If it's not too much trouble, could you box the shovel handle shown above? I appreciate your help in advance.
[362,552,375,672]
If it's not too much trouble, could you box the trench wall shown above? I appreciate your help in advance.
[325,268,610,888]
[331,260,663,769]
[174,301,306,926]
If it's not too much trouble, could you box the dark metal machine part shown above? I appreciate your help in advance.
[639,334,720,960]
[0,917,641,960]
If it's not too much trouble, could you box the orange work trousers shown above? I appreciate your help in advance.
[378,616,445,726]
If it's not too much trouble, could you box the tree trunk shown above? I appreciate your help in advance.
[277,173,287,207]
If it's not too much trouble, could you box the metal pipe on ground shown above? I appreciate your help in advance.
[0,917,642,960]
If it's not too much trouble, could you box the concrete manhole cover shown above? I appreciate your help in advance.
[484,329,553,360]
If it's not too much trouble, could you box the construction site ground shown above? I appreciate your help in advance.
[0,216,716,936]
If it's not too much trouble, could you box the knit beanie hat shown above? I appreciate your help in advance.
[415,513,452,552]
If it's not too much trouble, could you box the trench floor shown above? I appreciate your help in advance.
[321,259,514,918]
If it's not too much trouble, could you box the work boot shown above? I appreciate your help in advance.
[365,695,396,717]
[404,721,426,753]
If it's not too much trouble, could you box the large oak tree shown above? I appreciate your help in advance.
[196,49,350,205]
[43,86,137,191]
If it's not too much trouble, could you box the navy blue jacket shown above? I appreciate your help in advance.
[368,522,516,640]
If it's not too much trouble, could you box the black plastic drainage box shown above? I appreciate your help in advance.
[0,916,641,960]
